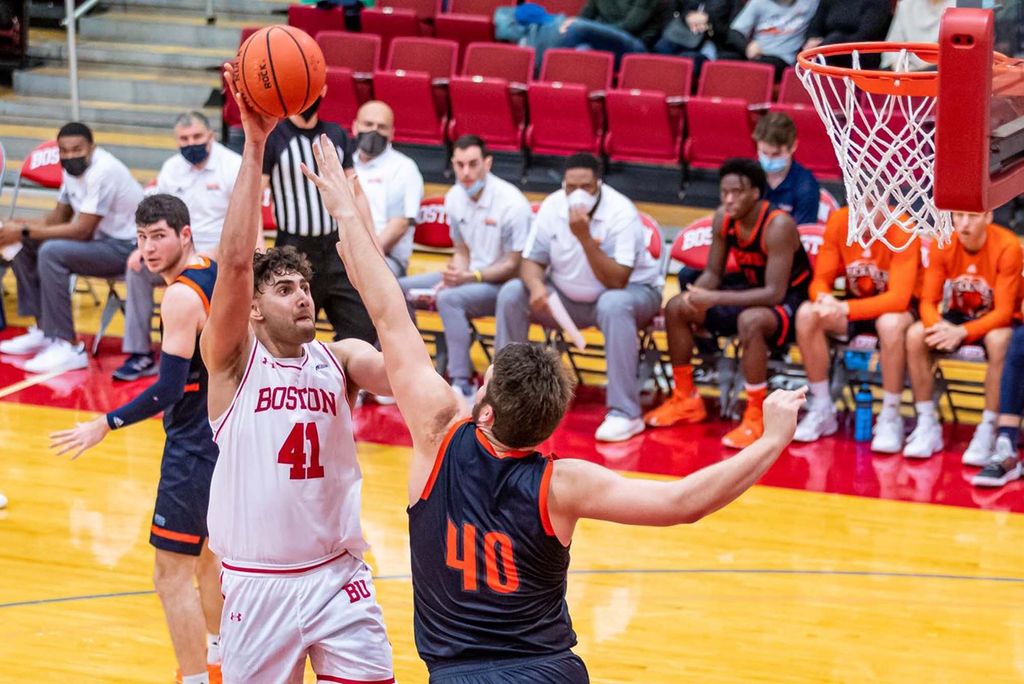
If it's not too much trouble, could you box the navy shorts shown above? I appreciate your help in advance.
[150,444,216,556]
[704,288,808,346]
[429,651,589,684]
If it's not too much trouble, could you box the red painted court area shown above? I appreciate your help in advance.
[1,325,1018,514]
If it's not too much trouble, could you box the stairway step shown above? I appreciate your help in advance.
[28,37,233,71]
[79,9,279,50]
[0,122,178,173]
[0,92,221,130]
[13,65,220,107]
[105,0,290,23]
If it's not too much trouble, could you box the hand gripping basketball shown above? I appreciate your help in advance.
[223,61,279,142]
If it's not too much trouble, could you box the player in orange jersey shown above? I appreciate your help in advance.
[792,206,921,450]
[903,211,1023,460]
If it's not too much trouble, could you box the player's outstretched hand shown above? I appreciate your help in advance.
[49,416,111,460]
[761,386,807,447]
[223,62,278,143]
[301,134,358,222]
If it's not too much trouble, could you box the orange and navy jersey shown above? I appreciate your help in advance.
[809,207,922,322]
[408,420,575,669]
[920,224,1023,342]
[721,200,812,294]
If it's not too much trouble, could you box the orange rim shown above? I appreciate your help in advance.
[797,42,940,97]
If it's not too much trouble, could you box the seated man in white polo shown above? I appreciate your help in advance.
[399,135,532,402]
[0,122,142,373]
[494,153,663,442]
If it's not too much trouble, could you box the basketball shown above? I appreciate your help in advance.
[236,25,325,118]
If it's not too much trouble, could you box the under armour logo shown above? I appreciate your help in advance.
[967,264,977,274]
[315,363,329,370]
[229,612,243,622]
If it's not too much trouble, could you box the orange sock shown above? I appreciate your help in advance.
[673,365,695,397]
[745,384,767,416]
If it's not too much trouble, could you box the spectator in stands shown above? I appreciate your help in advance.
[351,100,424,279]
[398,136,532,404]
[557,0,672,62]
[0,122,142,373]
[754,112,820,226]
[495,153,663,442]
[792,205,921,447]
[645,158,811,448]
[113,111,241,381]
[902,211,1021,461]
[974,322,1024,488]
[880,0,954,71]
[803,0,892,69]
[263,87,376,343]
[727,0,820,78]
[655,0,744,71]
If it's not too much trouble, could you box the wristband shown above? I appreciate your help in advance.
[473,270,483,283]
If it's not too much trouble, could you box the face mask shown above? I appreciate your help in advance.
[566,188,598,213]
[356,130,388,158]
[463,177,485,198]
[61,155,89,177]
[759,153,790,174]
[299,97,321,122]
[180,143,210,166]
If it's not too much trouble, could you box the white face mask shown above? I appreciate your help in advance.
[566,187,598,213]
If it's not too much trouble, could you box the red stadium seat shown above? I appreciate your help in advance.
[316,31,380,73]
[818,187,839,223]
[540,0,586,15]
[770,103,841,180]
[641,212,663,260]
[618,54,694,98]
[413,196,453,249]
[538,48,612,93]
[447,0,510,15]
[387,36,457,79]
[320,67,363,129]
[372,69,448,144]
[378,0,439,34]
[462,42,533,82]
[361,8,422,67]
[697,60,774,105]
[670,216,741,273]
[261,187,277,232]
[448,75,524,151]
[525,81,602,156]
[603,89,682,166]
[777,67,813,105]
[223,27,261,131]
[797,222,827,268]
[287,5,346,38]
[433,14,493,70]
[683,96,757,179]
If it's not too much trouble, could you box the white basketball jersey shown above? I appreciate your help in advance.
[208,339,368,567]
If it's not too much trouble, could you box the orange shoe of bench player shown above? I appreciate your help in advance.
[644,392,707,427]
[176,663,222,684]
[721,409,764,449]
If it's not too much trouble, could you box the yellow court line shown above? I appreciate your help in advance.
[0,369,67,400]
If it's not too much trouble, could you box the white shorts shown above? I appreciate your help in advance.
[219,552,395,684]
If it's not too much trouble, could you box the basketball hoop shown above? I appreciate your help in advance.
[797,42,949,252]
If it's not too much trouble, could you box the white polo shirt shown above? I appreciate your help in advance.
[444,173,532,272]
[58,147,143,242]
[524,183,662,303]
[155,142,242,254]
[352,145,424,270]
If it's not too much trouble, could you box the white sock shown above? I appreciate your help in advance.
[981,410,998,425]
[182,674,209,684]
[207,634,220,665]
[808,380,831,408]
[881,392,901,416]
[915,400,936,422]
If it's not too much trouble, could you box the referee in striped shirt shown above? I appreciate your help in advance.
[261,90,377,344]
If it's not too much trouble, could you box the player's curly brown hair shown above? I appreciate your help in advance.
[482,343,577,448]
[252,246,314,295]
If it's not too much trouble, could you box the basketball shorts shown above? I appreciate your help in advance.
[429,651,589,684]
[219,552,394,684]
[704,288,807,346]
[149,445,216,556]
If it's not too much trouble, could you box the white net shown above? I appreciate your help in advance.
[797,48,952,252]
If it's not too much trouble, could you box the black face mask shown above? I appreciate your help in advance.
[356,130,388,158]
[299,97,322,122]
[180,143,210,166]
[61,155,89,177]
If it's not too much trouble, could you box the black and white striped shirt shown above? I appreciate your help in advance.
[262,119,352,238]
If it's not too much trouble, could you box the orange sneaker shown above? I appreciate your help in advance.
[644,393,707,427]
[176,663,222,684]
[721,412,764,449]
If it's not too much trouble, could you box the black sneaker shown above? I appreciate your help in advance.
[112,353,158,381]
[972,435,1023,488]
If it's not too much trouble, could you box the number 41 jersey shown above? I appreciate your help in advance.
[409,420,576,668]
[208,339,368,568]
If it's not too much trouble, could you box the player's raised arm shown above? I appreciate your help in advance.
[546,388,806,543]
[201,64,279,407]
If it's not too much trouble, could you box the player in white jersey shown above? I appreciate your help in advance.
[199,64,395,684]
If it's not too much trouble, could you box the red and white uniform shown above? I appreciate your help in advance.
[209,339,393,684]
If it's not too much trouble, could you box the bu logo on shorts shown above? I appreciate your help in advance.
[343,579,371,603]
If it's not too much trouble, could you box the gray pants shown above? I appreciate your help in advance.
[495,279,662,419]
[12,236,135,342]
[399,271,501,385]
[122,265,164,354]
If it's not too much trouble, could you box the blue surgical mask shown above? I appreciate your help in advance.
[759,153,790,174]
[180,143,210,166]
[463,177,485,199]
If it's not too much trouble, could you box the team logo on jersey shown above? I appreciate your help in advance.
[846,259,888,298]
[255,386,338,416]
[947,274,993,318]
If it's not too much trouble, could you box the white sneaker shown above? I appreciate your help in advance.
[903,419,943,459]
[373,394,396,406]
[793,405,838,442]
[962,421,996,466]
[0,492,6,509]
[23,339,88,374]
[871,413,905,454]
[595,415,645,442]
[0,326,46,355]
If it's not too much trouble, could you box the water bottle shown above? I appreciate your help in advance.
[854,384,874,442]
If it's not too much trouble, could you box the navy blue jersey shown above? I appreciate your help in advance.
[722,200,812,294]
[408,420,575,668]
[162,257,218,462]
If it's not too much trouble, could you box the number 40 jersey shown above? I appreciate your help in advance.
[208,339,368,568]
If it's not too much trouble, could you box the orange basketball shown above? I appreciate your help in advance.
[236,25,326,118]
